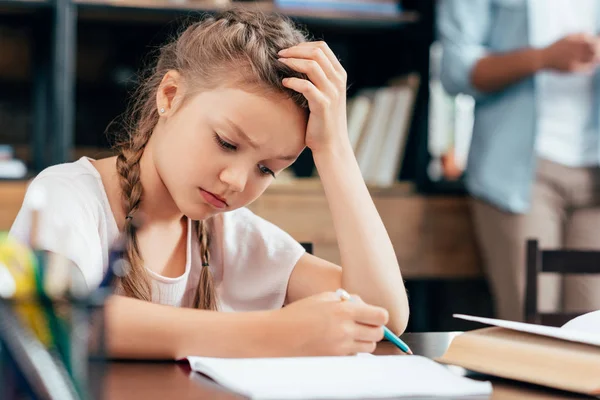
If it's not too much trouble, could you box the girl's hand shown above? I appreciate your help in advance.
[278,41,349,154]
[271,291,388,356]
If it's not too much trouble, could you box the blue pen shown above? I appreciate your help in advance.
[335,288,413,355]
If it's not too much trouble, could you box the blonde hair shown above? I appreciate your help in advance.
[113,8,310,309]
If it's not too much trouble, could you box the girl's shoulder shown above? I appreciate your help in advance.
[16,157,116,237]
[33,157,103,190]
[27,157,109,207]
[9,158,116,288]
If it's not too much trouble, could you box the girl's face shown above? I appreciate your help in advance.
[152,85,307,221]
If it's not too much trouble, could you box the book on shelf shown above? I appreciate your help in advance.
[347,73,419,188]
[346,91,372,151]
[0,145,27,180]
[354,87,397,182]
[436,313,600,397]
[273,0,403,16]
[428,41,474,183]
[83,0,232,9]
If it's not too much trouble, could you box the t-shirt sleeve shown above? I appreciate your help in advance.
[9,176,105,290]
[218,207,306,310]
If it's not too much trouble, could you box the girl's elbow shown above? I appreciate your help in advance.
[388,303,410,335]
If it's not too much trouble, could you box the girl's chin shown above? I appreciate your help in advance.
[179,202,215,221]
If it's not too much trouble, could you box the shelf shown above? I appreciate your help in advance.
[274,7,418,28]
[269,177,416,197]
[0,179,28,231]
[0,0,50,14]
[74,0,419,28]
[9,144,116,165]
[0,0,50,6]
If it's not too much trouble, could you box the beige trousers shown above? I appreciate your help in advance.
[471,158,600,322]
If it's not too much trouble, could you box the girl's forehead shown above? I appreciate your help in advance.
[194,88,305,132]
[186,88,307,153]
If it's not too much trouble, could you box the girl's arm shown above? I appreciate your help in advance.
[279,42,409,334]
[105,295,276,359]
[313,142,409,334]
[104,293,388,359]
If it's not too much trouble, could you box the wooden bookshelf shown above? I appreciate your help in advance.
[0,178,482,279]
[0,0,426,177]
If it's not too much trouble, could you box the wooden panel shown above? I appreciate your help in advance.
[0,181,27,232]
[0,179,482,278]
[248,180,482,279]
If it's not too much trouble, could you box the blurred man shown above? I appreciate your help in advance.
[438,0,600,321]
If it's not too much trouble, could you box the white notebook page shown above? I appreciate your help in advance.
[562,310,600,335]
[454,314,600,347]
[187,354,492,400]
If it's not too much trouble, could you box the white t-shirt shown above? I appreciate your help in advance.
[531,0,599,166]
[9,157,305,311]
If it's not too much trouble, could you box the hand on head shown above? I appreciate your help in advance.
[278,41,349,154]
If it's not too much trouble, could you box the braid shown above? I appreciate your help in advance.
[193,220,218,310]
[114,107,157,301]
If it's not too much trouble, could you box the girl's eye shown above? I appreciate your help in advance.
[214,133,237,151]
[258,164,275,178]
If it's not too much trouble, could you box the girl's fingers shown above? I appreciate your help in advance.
[348,302,389,327]
[279,44,339,83]
[351,340,377,354]
[282,77,330,113]
[352,324,385,342]
[279,57,337,97]
[296,41,347,79]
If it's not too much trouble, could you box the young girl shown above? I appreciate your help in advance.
[10,9,409,359]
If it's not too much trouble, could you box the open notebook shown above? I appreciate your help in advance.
[187,354,492,399]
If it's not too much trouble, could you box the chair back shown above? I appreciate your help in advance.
[300,242,313,254]
[525,239,600,326]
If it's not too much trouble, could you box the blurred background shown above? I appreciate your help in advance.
[0,0,489,333]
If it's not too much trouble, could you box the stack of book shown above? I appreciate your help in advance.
[427,41,474,182]
[344,73,419,187]
[273,0,403,17]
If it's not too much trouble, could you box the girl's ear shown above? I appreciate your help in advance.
[156,70,183,116]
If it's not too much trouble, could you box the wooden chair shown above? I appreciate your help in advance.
[300,242,313,255]
[525,239,600,326]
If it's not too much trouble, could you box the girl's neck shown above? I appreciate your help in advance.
[136,138,184,226]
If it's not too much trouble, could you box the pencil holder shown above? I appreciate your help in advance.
[0,290,110,399]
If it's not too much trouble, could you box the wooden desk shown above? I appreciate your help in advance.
[91,332,589,400]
